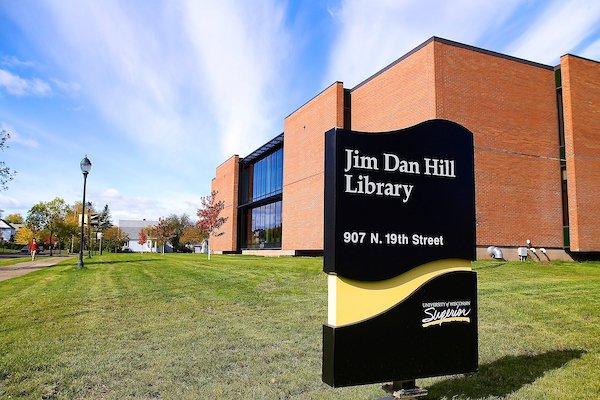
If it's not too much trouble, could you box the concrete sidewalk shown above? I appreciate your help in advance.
[0,257,72,282]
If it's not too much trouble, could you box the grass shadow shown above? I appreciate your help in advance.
[75,259,161,266]
[425,349,584,399]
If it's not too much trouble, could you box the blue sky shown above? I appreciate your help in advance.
[0,0,599,222]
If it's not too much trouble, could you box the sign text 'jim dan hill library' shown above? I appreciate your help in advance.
[322,119,478,387]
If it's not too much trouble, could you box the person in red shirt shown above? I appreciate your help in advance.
[29,238,38,261]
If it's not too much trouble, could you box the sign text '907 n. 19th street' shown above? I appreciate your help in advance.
[343,231,445,247]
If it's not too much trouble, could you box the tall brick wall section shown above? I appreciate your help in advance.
[281,82,344,250]
[210,155,239,252]
[561,55,600,251]
[434,41,562,248]
[351,42,436,130]
[210,39,599,253]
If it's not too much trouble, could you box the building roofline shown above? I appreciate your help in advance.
[561,53,600,64]
[0,219,14,229]
[285,81,343,120]
[351,37,436,91]
[242,132,284,164]
[351,36,555,92]
[215,154,239,170]
[433,37,554,70]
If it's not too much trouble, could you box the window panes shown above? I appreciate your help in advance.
[243,200,282,249]
[241,148,283,203]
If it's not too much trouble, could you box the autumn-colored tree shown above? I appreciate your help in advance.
[180,226,206,247]
[165,214,193,251]
[15,227,34,245]
[103,227,129,252]
[5,213,23,224]
[26,198,69,255]
[56,211,79,253]
[196,190,227,260]
[41,233,58,248]
[138,229,148,252]
[150,218,176,254]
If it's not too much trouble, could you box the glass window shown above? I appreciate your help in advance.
[267,154,272,196]
[243,200,282,249]
[242,148,283,203]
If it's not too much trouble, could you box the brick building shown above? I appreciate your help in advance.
[210,37,600,260]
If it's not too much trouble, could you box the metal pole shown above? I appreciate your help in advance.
[87,207,92,259]
[77,173,87,268]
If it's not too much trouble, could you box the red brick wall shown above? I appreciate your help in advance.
[210,155,239,252]
[434,41,562,248]
[211,39,599,253]
[351,42,436,131]
[561,55,600,251]
[281,82,344,250]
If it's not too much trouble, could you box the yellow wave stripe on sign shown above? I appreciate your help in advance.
[327,259,471,327]
[422,316,470,328]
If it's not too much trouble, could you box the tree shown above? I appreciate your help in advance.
[180,226,206,248]
[56,211,79,253]
[196,190,227,260]
[26,198,69,256]
[14,227,34,245]
[70,201,97,254]
[165,213,193,252]
[149,218,176,255]
[103,227,129,253]
[98,204,113,231]
[138,229,147,252]
[5,213,23,224]
[0,130,16,190]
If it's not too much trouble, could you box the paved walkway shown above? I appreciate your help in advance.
[0,257,73,282]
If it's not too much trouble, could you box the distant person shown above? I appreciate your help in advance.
[29,238,38,261]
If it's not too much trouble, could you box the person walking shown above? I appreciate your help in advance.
[29,238,38,261]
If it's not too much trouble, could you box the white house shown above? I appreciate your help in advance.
[118,219,173,253]
[0,219,16,242]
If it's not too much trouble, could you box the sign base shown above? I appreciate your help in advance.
[380,380,428,399]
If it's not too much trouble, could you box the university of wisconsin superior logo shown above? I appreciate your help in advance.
[421,300,471,328]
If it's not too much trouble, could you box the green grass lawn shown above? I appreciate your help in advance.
[0,254,598,399]
[0,257,29,268]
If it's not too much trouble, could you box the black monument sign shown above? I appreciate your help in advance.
[322,119,478,387]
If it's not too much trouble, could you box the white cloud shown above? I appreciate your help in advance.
[0,68,51,96]
[1,122,40,148]
[506,0,600,64]
[1,55,36,68]
[92,187,200,222]
[101,188,120,198]
[0,194,23,209]
[182,0,291,155]
[326,0,524,87]
[51,78,80,95]
[580,38,600,60]
[4,0,291,159]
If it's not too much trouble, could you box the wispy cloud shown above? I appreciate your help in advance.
[580,38,600,60]
[0,193,23,209]
[1,122,40,148]
[1,55,36,69]
[93,187,200,221]
[506,0,600,64]
[326,0,524,87]
[51,78,80,96]
[0,68,51,96]
[4,0,291,158]
[182,0,291,155]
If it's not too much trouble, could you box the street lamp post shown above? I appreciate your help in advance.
[78,156,92,268]
[87,201,92,259]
